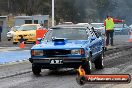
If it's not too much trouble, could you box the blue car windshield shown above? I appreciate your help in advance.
[43,28,88,41]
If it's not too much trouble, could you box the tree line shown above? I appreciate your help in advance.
[0,0,130,24]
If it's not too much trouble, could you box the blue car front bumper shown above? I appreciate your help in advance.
[29,57,85,69]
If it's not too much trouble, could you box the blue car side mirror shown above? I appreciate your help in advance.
[91,37,96,42]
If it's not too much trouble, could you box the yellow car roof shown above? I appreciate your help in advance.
[22,24,40,26]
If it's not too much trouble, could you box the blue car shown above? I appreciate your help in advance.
[114,24,130,35]
[29,24,105,75]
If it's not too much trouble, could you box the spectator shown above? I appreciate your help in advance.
[104,15,124,47]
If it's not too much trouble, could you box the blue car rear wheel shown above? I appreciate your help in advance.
[94,51,104,69]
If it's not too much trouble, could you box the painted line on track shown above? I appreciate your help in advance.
[0,49,30,65]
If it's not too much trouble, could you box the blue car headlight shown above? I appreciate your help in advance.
[71,49,84,55]
[31,50,43,56]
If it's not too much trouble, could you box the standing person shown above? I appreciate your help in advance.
[0,25,2,42]
[104,15,124,47]
[58,18,64,25]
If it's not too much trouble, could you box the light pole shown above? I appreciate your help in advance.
[52,0,54,26]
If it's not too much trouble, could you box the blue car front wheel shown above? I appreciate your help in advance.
[82,56,92,74]
[32,64,41,75]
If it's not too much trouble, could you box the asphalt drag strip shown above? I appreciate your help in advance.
[0,43,132,88]
[0,45,131,79]
[0,49,30,64]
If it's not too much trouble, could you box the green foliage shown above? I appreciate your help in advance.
[0,0,129,23]
[55,0,77,23]
[95,0,109,19]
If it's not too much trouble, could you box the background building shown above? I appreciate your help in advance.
[14,15,49,29]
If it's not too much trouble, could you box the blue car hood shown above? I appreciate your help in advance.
[31,40,88,49]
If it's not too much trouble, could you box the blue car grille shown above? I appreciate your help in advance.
[44,49,71,57]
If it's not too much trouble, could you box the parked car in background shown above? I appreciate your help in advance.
[29,24,105,75]
[13,24,47,44]
[76,23,93,29]
[114,23,130,35]
[7,26,20,41]
[59,22,73,25]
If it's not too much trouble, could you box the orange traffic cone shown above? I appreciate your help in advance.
[19,41,25,49]
[128,32,132,42]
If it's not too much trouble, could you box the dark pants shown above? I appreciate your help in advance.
[0,33,1,42]
[106,30,114,46]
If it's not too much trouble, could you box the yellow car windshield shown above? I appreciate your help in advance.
[18,25,37,31]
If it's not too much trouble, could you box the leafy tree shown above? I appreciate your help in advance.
[0,0,130,24]
[55,0,77,23]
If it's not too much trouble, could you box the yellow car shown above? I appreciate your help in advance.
[13,24,45,44]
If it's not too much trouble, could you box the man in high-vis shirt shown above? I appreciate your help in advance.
[104,15,124,46]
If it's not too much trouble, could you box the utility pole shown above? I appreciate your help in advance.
[52,0,54,26]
